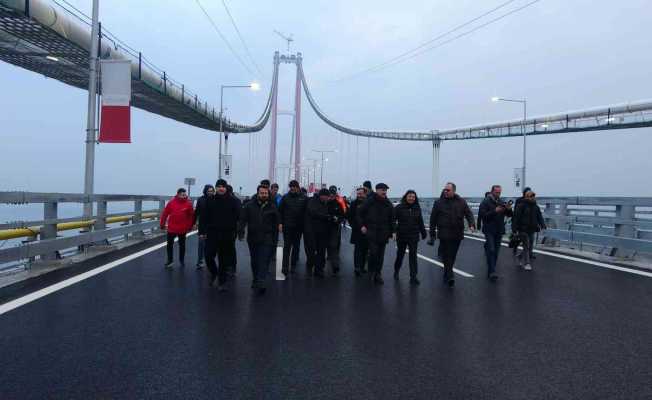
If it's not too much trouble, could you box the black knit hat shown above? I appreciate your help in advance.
[318,188,330,197]
[289,180,300,188]
[216,179,227,187]
[375,182,389,190]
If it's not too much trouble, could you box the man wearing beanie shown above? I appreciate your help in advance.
[278,180,307,275]
[357,183,394,285]
[199,179,241,291]
[306,188,336,278]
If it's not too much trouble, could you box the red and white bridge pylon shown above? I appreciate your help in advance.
[268,51,303,183]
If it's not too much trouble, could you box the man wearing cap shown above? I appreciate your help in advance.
[306,188,336,278]
[357,183,394,285]
[278,180,308,275]
[199,179,241,291]
[327,186,347,275]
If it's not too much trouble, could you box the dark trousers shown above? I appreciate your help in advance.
[439,239,461,282]
[282,228,302,272]
[327,225,341,272]
[394,240,418,278]
[248,243,274,287]
[313,232,329,274]
[304,231,316,271]
[205,234,232,284]
[368,241,387,275]
[197,235,206,265]
[484,233,503,276]
[166,233,186,263]
[226,236,237,274]
[353,240,369,272]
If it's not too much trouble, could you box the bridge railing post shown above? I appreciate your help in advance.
[96,200,107,231]
[157,199,166,233]
[133,199,143,238]
[614,203,636,257]
[40,201,58,261]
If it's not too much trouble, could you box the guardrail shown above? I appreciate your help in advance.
[0,192,171,266]
[416,196,652,258]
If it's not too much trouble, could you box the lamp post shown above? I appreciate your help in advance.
[491,96,528,188]
[219,82,260,179]
[312,149,336,187]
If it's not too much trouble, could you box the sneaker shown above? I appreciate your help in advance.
[489,273,499,282]
[354,270,361,277]
[447,279,455,288]
[410,277,420,285]
[374,275,384,285]
[393,270,400,280]
[164,261,173,269]
[523,263,532,271]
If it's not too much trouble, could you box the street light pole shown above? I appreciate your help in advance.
[491,97,528,189]
[83,0,100,219]
[218,82,260,179]
[312,149,336,187]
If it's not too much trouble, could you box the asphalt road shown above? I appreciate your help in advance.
[1,230,651,399]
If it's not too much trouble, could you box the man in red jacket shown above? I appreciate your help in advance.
[160,188,195,268]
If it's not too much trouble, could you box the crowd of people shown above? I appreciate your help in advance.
[159,178,547,294]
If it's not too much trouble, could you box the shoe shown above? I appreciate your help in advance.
[256,287,267,295]
[332,268,339,276]
[447,279,455,288]
[374,275,384,285]
[179,261,185,268]
[393,270,399,280]
[362,268,368,274]
[217,284,227,292]
[314,270,325,279]
[354,270,361,277]
[523,264,532,271]
[164,261,173,269]
[410,277,420,285]
[281,268,289,276]
[210,277,219,288]
[290,265,297,274]
[489,273,499,282]
[530,254,537,260]
[196,263,204,270]
[251,281,257,289]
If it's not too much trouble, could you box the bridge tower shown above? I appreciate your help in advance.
[268,51,302,183]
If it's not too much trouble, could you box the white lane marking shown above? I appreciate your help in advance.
[344,225,474,278]
[0,232,197,316]
[275,245,285,280]
[463,234,652,278]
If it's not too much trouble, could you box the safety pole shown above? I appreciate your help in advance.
[83,0,100,219]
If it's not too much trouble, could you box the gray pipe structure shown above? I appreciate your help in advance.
[0,0,274,134]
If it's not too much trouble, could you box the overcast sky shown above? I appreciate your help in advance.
[1,0,651,199]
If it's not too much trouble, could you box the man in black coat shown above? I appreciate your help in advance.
[478,184,513,281]
[347,187,368,276]
[199,179,241,291]
[238,185,280,294]
[278,180,307,275]
[194,184,214,269]
[512,190,546,270]
[358,183,394,285]
[428,182,475,287]
[327,185,346,276]
[306,189,336,278]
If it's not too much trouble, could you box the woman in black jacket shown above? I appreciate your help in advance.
[393,190,427,285]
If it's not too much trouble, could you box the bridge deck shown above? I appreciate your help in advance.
[1,231,651,399]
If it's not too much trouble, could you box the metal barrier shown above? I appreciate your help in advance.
[0,192,171,265]
[417,196,652,258]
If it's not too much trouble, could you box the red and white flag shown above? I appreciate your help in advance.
[99,60,131,143]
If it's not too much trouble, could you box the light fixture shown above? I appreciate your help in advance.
[540,123,549,128]
[491,96,501,102]
[250,82,261,91]
[46,55,59,62]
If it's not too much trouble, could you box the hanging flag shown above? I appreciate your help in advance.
[99,60,131,143]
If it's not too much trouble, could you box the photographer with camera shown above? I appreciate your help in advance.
[512,190,546,270]
[478,185,513,281]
